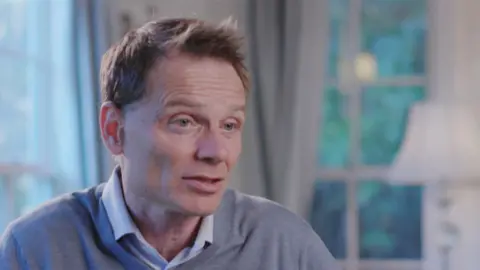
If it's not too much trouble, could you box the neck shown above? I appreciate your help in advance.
[124,193,202,261]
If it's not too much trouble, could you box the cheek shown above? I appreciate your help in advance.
[123,130,150,161]
[152,132,197,169]
[123,117,155,156]
[227,134,242,167]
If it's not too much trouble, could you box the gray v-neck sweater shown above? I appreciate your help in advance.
[0,185,339,270]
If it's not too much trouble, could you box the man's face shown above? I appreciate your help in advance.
[119,54,245,216]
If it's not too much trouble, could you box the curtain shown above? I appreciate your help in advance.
[242,0,329,216]
[0,0,107,231]
[73,0,110,186]
[243,0,302,204]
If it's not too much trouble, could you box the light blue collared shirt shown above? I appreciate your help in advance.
[101,168,214,270]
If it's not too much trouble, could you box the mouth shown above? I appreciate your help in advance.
[182,176,224,194]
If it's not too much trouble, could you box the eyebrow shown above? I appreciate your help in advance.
[163,98,245,112]
[164,99,205,109]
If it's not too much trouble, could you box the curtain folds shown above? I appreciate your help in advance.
[244,0,302,204]
[243,0,329,216]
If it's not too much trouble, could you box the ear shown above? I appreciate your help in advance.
[99,102,124,156]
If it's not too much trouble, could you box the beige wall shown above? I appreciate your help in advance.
[424,0,480,269]
[106,0,246,41]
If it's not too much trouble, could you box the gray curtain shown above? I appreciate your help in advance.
[244,0,302,204]
[241,0,329,216]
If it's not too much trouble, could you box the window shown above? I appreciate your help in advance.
[0,0,99,232]
[310,0,427,269]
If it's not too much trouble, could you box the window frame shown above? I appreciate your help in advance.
[0,0,104,229]
[287,0,430,269]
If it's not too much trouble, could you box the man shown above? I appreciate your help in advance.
[0,18,339,269]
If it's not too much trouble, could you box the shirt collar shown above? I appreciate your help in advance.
[194,213,214,248]
[101,166,214,245]
[101,167,138,240]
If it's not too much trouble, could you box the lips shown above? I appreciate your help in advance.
[182,176,223,194]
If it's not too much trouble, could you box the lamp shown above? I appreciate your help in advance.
[388,101,480,270]
[354,52,377,82]
[389,102,480,183]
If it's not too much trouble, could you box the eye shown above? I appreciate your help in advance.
[223,121,239,131]
[169,115,196,128]
[176,118,192,127]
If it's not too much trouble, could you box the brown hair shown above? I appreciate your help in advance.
[100,18,249,110]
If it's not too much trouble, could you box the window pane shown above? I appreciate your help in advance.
[310,180,347,259]
[0,2,30,162]
[361,0,427,77]
[0,175,10,229]
[361,86,425,165]
[0,173,59,230]
[358,180,422,259]
[327,0,349,78]
[0,0,88,229]
[318,86,349,168]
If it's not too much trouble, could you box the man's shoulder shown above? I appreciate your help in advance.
[222,190,339,269]
[3,184,104,244]
[226,190,314,237]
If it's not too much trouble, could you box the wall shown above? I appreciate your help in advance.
[424,0,480,269]
[101,0,251,192]
[106,0,246,42]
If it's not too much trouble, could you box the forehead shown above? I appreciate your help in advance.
[145,54,245,104]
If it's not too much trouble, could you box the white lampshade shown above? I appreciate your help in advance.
[388,102,480,184]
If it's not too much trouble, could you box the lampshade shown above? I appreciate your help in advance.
[388,102,480,184]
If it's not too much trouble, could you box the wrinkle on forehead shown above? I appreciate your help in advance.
[148,54,243,95]
[153,89,245,119]
[120,54,245,122]
[124,54,245,115]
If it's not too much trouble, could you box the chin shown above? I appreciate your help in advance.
[183,208,216,217]
[175,190,224,216]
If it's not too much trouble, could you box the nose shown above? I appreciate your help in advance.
[195,131,228,165]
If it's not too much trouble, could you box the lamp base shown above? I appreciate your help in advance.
[424,185,480,270]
